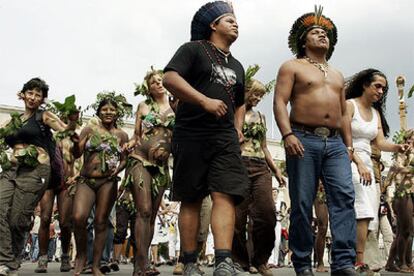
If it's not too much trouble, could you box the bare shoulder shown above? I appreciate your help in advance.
[137,101,150,116]
[80,125,94,136]
[279,59,301,71]
[345,99,355,114]
[329,65,345,81]
[115,128,129,142]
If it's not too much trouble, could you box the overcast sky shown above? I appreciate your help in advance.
[1,0,413,139]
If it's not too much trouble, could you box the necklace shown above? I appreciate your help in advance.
[304,56,329,78]
[199,40,235,104]
[210,42,231,63]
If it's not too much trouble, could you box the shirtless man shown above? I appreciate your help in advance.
[273,6,356,276]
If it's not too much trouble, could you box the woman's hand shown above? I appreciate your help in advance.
[396,143,411,153]
[275,170,286,187]
[122,140,136,153]
[357,163,372,185]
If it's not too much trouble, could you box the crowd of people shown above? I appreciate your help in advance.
[0,1,413,276]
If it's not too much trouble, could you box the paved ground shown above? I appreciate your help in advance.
[16,262,408,275]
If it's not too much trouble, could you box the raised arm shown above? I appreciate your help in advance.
[43,110,78,132]
[373,111,410,153]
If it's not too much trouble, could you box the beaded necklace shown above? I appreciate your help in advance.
[198,40,235,104]
[304,56,329,78]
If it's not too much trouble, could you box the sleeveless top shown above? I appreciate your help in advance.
[241,111,266,159]
[132,104,175,167]
[5,110,55,157]
[350,99,378,156]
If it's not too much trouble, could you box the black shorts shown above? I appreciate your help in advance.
[171,138,249,204]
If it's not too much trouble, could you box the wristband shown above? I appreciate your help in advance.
[282,132,294,140]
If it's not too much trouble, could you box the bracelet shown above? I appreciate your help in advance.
[346,146,354,153]
[282,132,294,140]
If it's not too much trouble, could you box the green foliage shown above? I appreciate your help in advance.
[134,67,163,98]
[0,112,23,138]
[392,129,407,144]
[14,145,39,167]
[0,112,25,171]
[243,122,267,141]
[0,140,12,171]
[245,64,275,94]
[264,79,276,93]
[87,91,133,126]
[245,64,260,85]
[141,111,175,130]
[87,132,121,173]
[408,84,414,98]
[52,95,78,116]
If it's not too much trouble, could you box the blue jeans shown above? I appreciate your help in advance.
[286,130,356,272]
[30,233,39,261]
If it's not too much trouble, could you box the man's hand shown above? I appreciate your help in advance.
[201,98,228,117]
[236,129,244,143]
[284,134,305,157]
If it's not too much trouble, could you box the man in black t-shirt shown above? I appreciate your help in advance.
[163,1,249,276]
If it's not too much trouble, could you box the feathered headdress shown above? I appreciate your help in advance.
[288,5,337,60]
[134,66,164,98]
[87,91,133,126]
[245,64,275,94]
[191,1,234,41]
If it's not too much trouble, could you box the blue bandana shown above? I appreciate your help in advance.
[191,1,233,41]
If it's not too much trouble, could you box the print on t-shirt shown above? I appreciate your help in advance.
[210,64,236,87]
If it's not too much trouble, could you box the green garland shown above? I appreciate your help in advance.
[86,91,133,126]
[0,112,24,171]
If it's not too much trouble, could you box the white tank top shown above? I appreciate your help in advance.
[350,99,378,155]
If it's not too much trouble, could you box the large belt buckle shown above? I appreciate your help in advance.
[314,127,330,138]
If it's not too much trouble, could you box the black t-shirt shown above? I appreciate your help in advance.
[164,40,245,141]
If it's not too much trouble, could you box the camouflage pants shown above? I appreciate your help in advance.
[0,164,50,270]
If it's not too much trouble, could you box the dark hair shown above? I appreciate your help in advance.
[96,98,118,117]
[21,77,49,98]
[345,68,390,137]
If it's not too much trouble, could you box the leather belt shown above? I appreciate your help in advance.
[291,122,339,138]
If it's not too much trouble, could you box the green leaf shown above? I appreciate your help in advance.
[408,84,414,98]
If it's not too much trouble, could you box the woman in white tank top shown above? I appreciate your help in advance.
[345,69,409,273]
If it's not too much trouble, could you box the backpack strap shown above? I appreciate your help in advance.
[35,109,47,137]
